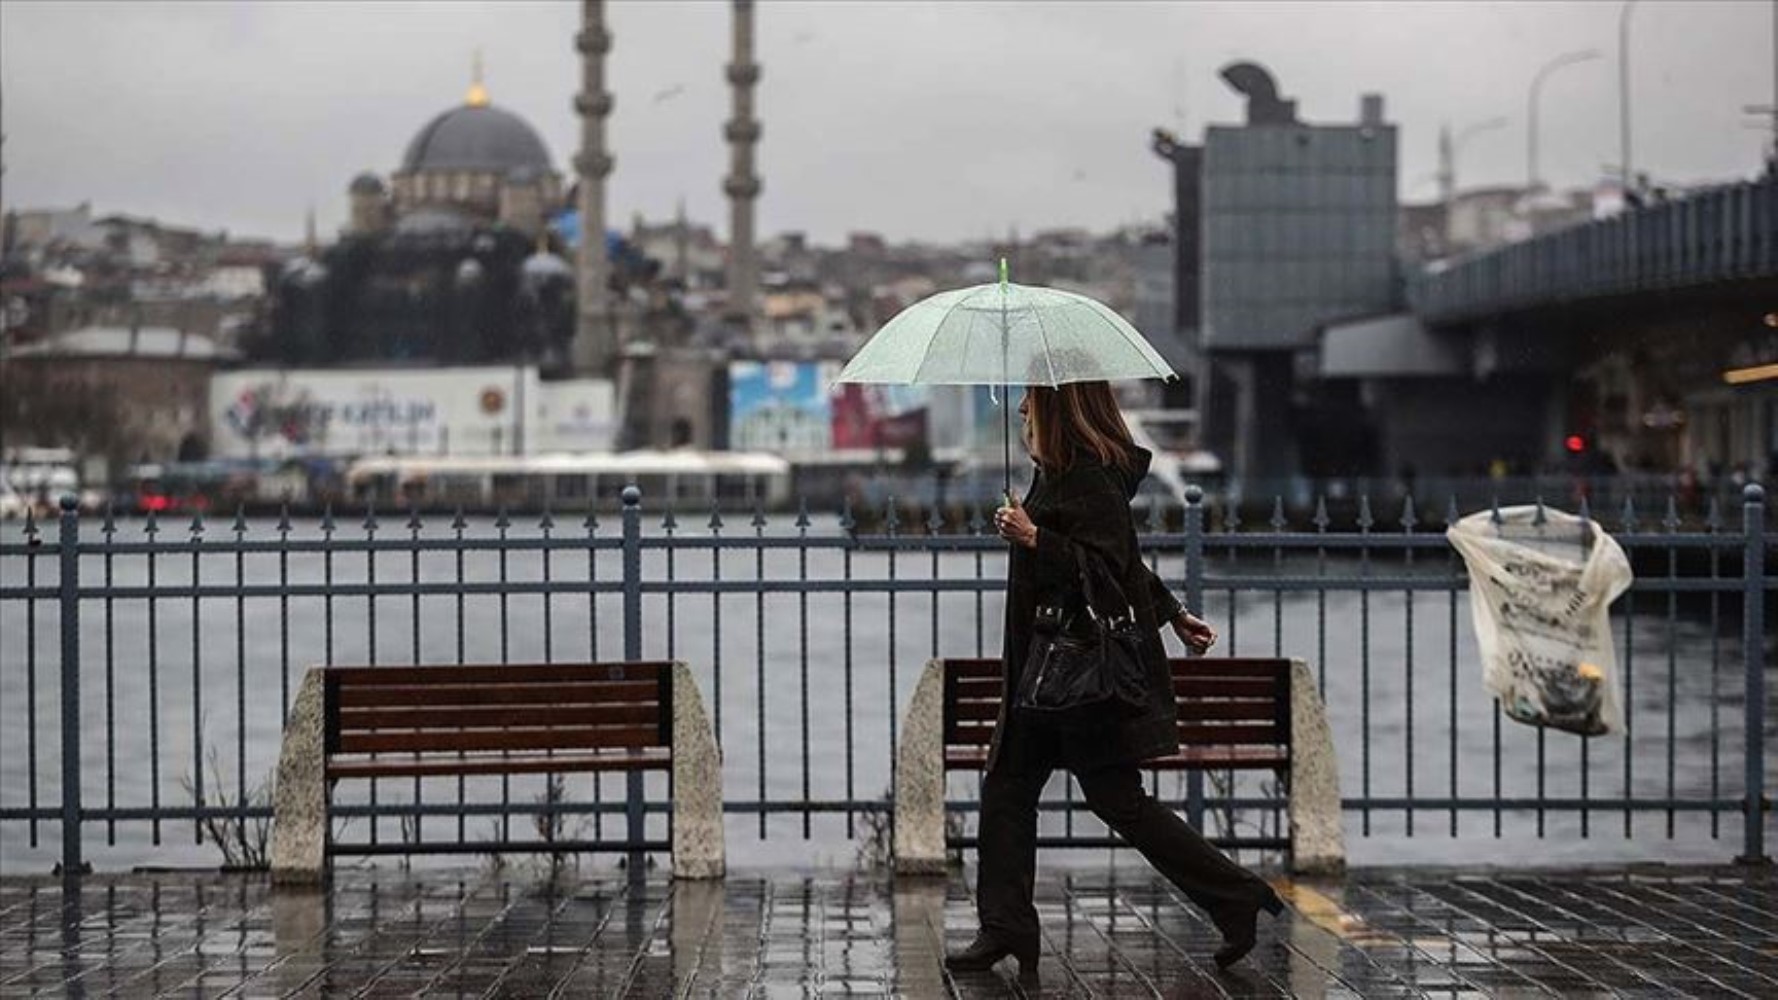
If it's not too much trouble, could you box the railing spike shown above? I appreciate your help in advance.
[101,501,117,537]
[1356,494,1374,531]
[1313,495,1330,531]
[1147,495,1165,533]
[189,511,206,537]
[1531,497,1547,528]
[796,495,812,531]
[494,505,510,531]
[1400,493,1418,532]
[276,499,292,534]
[839,495,856,534]
[1704,494,1722,532]
[1577,491,1593,524]
[581,498,596,533]
[707,498,724,532]
[1488,494,1503,527]
[1662,494,1680,532]
[1445,495,1460,528]
[142,509,158,536]
[1269,496,1287,532]
[966,495,985,535]
[661,507,679,532]
[407,503,424,532]
[22,506,38,541]
[1224,499,1241,534]
[885,495,901,535]
[1620,495,1638,533]
[925,501,944,534]
[751,500,768,531]
[320,502,335,534]
[232,504,247,536]
[538,508,555,533]
[453,506,469,532]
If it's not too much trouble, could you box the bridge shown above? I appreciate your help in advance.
[1407,175,1777,326]
[1317,174,1778,484]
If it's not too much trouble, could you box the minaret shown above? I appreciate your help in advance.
[573,0,616,375]
[723,0,762,336]
[673,197,690,285]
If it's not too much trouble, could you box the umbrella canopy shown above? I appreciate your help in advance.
[833,274,1176,388]
[834,262,1176,499]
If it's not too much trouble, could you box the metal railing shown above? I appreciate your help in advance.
[0,482,1769,875]
[1409,175,1777,324]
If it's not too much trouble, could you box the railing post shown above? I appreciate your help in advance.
[1183,485,1206,830]
[57,496,86,877]
[1739,483,1769,865]
[620,485,645,868]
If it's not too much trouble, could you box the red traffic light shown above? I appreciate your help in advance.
[1565,434,1586,454]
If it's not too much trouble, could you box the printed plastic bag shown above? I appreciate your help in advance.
[1446,505,1632,736]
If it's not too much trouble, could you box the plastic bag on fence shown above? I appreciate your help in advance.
[1446,505,1632,737]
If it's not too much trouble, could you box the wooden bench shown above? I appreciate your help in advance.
[893,657,1343,875]
[271,660,724,883]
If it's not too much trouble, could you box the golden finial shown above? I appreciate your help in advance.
[466,48,489,107]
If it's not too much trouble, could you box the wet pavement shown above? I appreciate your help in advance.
[1,862,1773,997]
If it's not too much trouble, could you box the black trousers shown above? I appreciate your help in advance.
[976,724,1272,947]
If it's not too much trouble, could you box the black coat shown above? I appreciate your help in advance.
[989,445,1185,774]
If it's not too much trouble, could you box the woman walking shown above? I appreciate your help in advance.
[946,381,1283,979]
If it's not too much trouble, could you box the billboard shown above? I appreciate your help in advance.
[210,366,614,459]
[728,360,939,455]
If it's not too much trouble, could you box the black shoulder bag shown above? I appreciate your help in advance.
[1013,545,1149,726]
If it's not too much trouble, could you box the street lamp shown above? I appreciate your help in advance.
[1528,49,1602,192]
[1440,117,1509,203]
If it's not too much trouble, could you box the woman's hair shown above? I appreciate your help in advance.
[1025,381,1134,472]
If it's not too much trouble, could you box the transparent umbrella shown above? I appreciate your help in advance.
[834,259,1176,496]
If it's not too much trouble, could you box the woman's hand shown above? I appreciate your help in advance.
[995,493,1038,549]
[1171,610,1217,655]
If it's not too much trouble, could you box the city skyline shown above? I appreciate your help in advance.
[1,0,1772,246]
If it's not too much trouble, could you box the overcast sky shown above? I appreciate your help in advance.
[2,1,1772,246]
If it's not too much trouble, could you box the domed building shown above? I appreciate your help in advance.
[260,67,577,369]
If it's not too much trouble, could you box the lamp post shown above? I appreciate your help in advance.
[1528,49,1602,192]
[1440,117,1509,204]
[1619,1,1639,191]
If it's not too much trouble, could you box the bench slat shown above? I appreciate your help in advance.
[335,680,661,709]
[1172,677,1277,698]
[1169,660,1290,679]
[1178,723,1281,745]
[327,662,667,686]
[944,745,1287,770]
[337,703,660,732]
[336,724,665,755]
[328,749,671,779]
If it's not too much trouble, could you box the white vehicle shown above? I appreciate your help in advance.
[346,450,794,510]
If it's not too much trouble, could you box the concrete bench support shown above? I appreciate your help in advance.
[893,659,949,875]
[270,668,327,885]
[669,661,726,880]
[1286,659,1345,876]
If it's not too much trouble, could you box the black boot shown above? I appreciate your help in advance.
[945,932,1039,980]
[1212,886,1284,970]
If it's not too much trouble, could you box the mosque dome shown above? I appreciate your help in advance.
[400,102,553,175]
[349,172,386,195]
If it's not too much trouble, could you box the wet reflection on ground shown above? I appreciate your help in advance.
[1,863,1772,997]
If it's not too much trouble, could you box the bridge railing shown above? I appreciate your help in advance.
[1410,175,1777,324]
[0,484,1770,875]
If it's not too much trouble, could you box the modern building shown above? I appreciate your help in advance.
[1194,63,1398,481]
